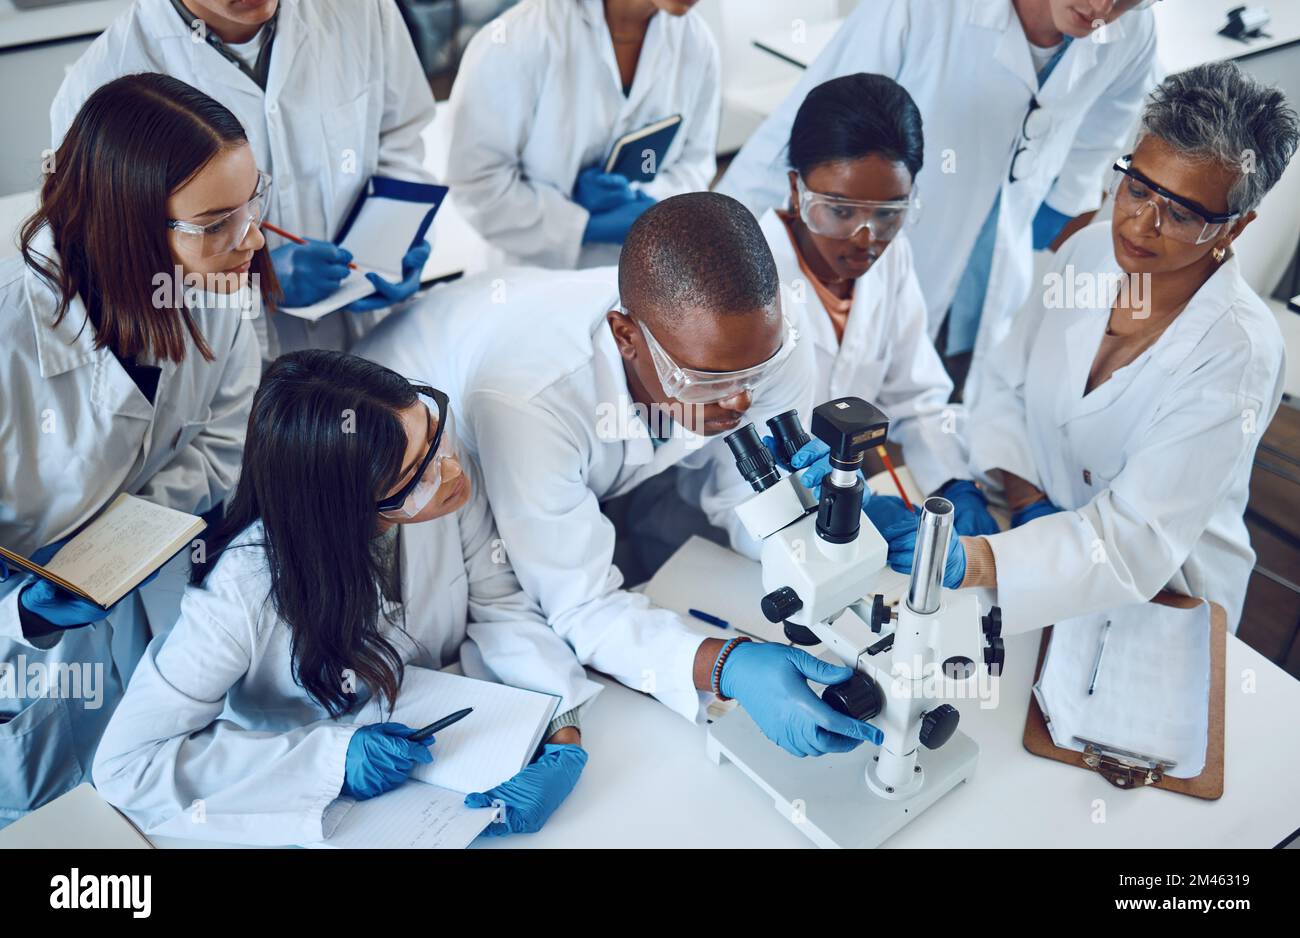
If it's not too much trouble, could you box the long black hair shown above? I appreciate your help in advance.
[194,350,418,716]
[787,73,925,179]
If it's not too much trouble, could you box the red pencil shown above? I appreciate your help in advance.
[262,221,358,270]
[876,445,913,511]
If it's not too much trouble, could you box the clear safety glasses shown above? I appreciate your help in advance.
[795,176,915,242]
[632,311,798,405]
[167,171,272,258]
[1108,155,1237,245]
[376,385,459,520]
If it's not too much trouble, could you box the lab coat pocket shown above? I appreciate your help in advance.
[322,86,380,198]
[173,411,212,454]
[0,695,83,820]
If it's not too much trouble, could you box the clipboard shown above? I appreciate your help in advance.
[1023,592,1226,799]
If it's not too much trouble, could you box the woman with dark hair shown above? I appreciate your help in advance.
[0,73,272,826]
[91,350,598,845]
[888,62,1297,635]
[763,73,1000,538]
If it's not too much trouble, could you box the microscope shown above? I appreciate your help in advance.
[705,397,1003,848]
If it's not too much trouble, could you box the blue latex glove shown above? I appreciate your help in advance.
[863,492,915,534]
[877,513,967,588]
[572,167,637,214]
[341,722,435,800]
[17,539,161,629]
[1032,202,1072,251]
[1010,497,1064,529]
[271,238,353,307]
[719,642,882,757]
[465,743,587,836]
[583,191,655,244]
[346,240,432,313]
[940,479,1002,537]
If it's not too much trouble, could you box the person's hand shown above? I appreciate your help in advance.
[940,479,1001,537]
[877,514,967,588]
[16,539,161,629]
[572,167,636,214]
[341,722,434,800]
[1010,497,1063,529]
[719,642,881,758]
[347,240,432,313]
[271,238,353,307]
[582,192,655,244]
[863,492,915,534]
[465,743,587,836]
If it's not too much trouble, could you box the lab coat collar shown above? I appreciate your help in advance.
[264,0,306,97]
[23,233,99,380]
[1150,252,1245,374]
[968,0,1036,92]
[579,0,669,108]
[590,313,704,465]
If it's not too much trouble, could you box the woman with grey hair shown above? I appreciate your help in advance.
[875,60,1299,635]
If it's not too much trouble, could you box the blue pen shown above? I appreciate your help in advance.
[689,608,730,629]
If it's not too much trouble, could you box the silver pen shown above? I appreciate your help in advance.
[1087,619,1112,695]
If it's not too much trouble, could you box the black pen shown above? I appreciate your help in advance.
[407,707,473,743]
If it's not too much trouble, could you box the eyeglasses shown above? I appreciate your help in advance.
[375,385,458,520]
[1108,155,1237,245]
[630,310,798,405]
[795,176,915,242]
[167,171,272,258]
[1009,96,1055,183]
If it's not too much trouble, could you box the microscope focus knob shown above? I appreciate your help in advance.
[761,587,803,624]
[821,673,883,723]
[982,605,1003,639]
[919,704,960,750]
[870,594,892,633]
[984,636,1005,676]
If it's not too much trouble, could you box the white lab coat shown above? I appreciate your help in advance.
[356,267,817,720]
[718,0,1158,403]
[92,457,601,846]
[49,0,438,362]
[445,0,720,269]
[0,241,260,825]
[759,209,966,495]
[968,223,1285,633]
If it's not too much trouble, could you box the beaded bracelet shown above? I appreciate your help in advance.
[710,636,751,701]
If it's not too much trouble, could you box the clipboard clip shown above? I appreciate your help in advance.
[1074,737,1177,790]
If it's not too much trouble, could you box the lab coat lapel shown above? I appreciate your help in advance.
[621,12,669,114]
[1057,310,1107,427]
[973,1,1036,94]
[263,0,306,100]
[831,259,887,399]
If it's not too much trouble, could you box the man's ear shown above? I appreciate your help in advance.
[606,308,639,360]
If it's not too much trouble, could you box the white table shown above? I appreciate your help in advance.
[750,18,842,71]
[1153,0,1300,75]
[143,538,1300,850]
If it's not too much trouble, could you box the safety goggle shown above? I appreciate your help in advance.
[631,310,798,405]
[795,176,915,242]
[375,385,458,520]
[1108,155,1237,245]
[167,171,272,258]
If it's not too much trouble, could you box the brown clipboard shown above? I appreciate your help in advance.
[1022,592,1226,800]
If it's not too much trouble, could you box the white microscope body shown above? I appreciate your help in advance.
[707,398,1003,846]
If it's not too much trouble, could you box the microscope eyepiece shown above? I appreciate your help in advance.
[765,410,811,471]
[725,423,781,493]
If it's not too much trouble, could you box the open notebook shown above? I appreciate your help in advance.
[308,669,559,848]
[1032,603,1212,778]
[0,494,204,609]
[280,176,448,321]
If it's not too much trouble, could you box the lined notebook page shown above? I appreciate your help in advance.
[352,668,559,794]
[1033,603,1211,778]
[44,494,203,607]
[310,783,493,849]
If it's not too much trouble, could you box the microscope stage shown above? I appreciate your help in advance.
[706,705,979,849]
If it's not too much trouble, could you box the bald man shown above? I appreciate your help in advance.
[359,192,881,758]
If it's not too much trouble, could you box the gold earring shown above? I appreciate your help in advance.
[1211,245,1227,262]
